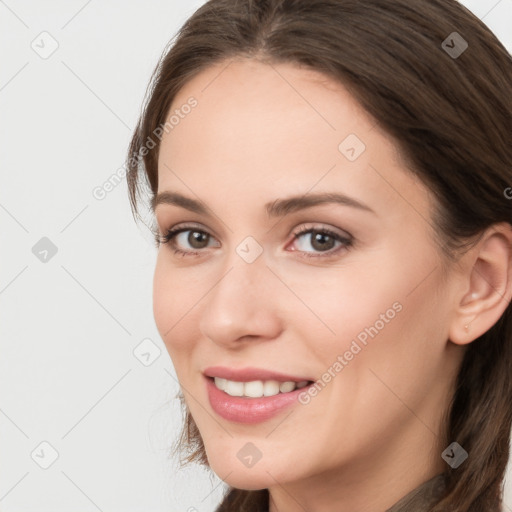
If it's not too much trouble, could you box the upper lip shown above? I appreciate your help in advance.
[203,366,313,383]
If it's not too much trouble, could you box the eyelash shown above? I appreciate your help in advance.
[158,223,353,259]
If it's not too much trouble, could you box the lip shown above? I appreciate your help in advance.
[205,377,313,424]
[203,365,313,383]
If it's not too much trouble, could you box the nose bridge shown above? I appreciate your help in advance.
[199,244,281,344]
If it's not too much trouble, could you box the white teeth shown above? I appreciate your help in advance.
[279,381,296,393]
[224,380,244,396]
[263,380,280,397]
[213,377,309,398]
[215,377,227,391]
[244,380,264,397]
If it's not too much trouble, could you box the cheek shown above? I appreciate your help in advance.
[322,268,448,421]
[277,260,404,359]
[152,256,171,339]
[292,251,443,380]
[152,253,198,357]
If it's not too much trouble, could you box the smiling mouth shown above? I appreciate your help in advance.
[210,376,314,398]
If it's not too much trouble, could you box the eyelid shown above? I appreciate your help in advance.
[291,222,353,240]
[160,220,352,237]
[157,221,217,240]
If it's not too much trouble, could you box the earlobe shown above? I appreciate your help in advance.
[449,223,512,346]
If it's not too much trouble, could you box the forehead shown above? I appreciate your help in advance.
[162,57,374,162]
[156,58,431,223]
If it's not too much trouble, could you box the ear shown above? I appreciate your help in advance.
[449,222,512,345]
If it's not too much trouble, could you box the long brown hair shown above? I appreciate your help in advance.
[126,1,512,510]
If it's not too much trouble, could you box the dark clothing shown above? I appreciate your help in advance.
[385,473,446,511]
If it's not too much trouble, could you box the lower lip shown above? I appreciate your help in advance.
[205,377,311,424]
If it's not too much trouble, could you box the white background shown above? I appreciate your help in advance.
[1,1,511,511]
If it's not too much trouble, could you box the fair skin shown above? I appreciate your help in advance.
[152,58,512,512]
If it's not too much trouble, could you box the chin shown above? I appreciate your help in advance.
[204,445,290,490]
[213,466,275,491]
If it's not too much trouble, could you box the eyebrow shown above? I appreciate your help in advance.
[152,191,376,217]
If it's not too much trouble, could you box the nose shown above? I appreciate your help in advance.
[198,253,283,348]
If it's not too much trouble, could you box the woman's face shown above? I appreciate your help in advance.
[153,58,463,493]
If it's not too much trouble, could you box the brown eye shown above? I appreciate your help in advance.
[187,230,210,249]
[309,230,337,252]
[159,225,220,256]
[291,225,353,258]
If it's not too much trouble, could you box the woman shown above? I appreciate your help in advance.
[126,0,512,510]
